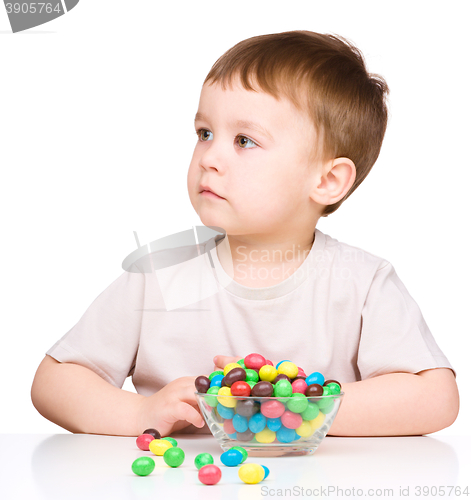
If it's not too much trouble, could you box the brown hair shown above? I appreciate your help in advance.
[203,30,390,217]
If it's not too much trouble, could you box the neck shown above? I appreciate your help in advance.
[215,231,316,288]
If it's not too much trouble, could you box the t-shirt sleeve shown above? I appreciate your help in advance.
[46,270,145,388]
[357,262,456,379]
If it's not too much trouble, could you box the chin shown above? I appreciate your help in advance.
[198,208,225,229]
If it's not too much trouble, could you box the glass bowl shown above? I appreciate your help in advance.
[195,392,344,457]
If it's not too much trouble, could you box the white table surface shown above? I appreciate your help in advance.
[0,434,469,500]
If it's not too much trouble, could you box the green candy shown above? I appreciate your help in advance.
[163,447,185,467]
[301,402,320,421]
[194,452,214,469]
[245,369,259,383]
[162,437,177,447]
[229,446,248,462]
[317,387,333,411]
[327,382,341,395]
[274,379,293,398]
[132,456,155,476]
[209,370,224,381]
[287,393,309,413]
[319,399,335,414]
[204,386,220,407]
[237,359,246,368]
[247,380,257,389]
[322,386,332,396]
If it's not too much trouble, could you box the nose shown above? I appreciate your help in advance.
[197,138,227,173]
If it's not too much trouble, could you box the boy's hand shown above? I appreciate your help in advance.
[213,355,244,371]
[137,376,205,437]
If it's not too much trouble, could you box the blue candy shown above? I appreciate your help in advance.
[262,465,270,479]
[305,371,325,387]
[249,413,267,434]
[220,449,243,467]
[210,374,224,388]
[276,426,296,443]
[276,359,290,369]
[232,414,249,433]
[217,403,235,419]
[267,417,282,431]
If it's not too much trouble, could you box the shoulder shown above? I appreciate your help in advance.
[317,229,392,281]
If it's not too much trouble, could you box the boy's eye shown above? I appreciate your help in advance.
[195,129,257,149]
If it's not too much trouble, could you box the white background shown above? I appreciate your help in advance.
[0,1,469,435]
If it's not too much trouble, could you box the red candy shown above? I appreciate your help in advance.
[231,381,251,397]
[198,464,222,485]
[281,410,303,429]
[244,353,266,371]
[136,433,155,451]
[260,399,285,419]
[266,359,274,366]
[223,418,235,435]
[291,378,308,395]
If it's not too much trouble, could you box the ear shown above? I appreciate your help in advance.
[309,157,356,207]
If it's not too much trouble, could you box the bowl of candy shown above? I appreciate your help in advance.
[195,353,344,457]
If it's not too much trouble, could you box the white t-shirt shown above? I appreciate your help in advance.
[47,229,455,398]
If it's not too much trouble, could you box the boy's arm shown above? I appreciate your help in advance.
[31,355,204,436]
[327,368,459,436]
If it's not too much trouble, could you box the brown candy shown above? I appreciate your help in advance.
[237,429,255,441]
[273,374,290,384]
[324,379,342,388]
[305,383,324,397]
[251,381,274,397]
[195,375,211,393]
[143,428,161,440]
[224,367,247,387]
[236,399,259,417]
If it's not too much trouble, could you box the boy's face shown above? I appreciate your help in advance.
[187,79,321,237]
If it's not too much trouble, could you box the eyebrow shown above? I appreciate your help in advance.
[194,111,274,141]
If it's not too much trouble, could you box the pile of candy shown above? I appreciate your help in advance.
[195,353,342,445]
[132,428,186,475]
[132,428,269,485]
[195,448,269,485]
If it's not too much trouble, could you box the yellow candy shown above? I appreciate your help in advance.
[149,439,172,456]
[255,428,276,443]
[277,361,298,379]
[295,420,314,437]
[217,386,237,407]
[259,365,278,382]
[238,463,265,484]
[223,363,240,376]
[310,411,325,431]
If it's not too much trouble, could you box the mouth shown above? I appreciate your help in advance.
[199,186,225,199]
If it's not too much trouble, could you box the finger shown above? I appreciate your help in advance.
[213,355,242,370]
[170,401,205,428]
[178,383,201,404]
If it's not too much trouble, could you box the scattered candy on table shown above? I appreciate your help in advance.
[131,456,156,476]
[238,463,266,484]
[149,438,173,456]
[220,449,243,467]
[143,428,161,440]
[195,453,214,469]
[136,433,155,451]
[163,446,185,467]
[195,353,342,445]
[162,437,178,447]
[198,464,222,485]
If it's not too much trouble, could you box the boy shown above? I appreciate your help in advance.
[31,31,459,437]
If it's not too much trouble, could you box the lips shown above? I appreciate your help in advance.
[199,185,224,199]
